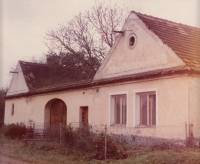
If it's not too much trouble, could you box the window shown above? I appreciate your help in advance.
[80,106,88,126]
[129,36,135,46]
[136,92,156,126]
[11,104,14,116]
[111,94,127,125]
[128,34,136,48]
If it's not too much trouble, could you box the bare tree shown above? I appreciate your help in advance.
[45,1,128,78]
[86,1,127,48]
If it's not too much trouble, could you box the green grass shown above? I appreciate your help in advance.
[0,139,89,164]
[1,134,200,164]
[109,149,200,164]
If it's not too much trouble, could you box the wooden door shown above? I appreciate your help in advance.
[50,100,67,125]
[81,107,88,126]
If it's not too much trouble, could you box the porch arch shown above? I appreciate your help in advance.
[44,98,67,128]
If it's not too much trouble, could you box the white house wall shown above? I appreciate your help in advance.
[188,76,200,139]
[7,63,29,96]
[5,75,189,140]
[94,13,185,80]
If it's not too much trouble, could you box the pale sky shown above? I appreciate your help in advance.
[0,0,199,88]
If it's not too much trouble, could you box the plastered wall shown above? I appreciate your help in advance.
[5,75,190,139]
[188,76,200,138]
[94,13,184,80]
[7,63,29,96]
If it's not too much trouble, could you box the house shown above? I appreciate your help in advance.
[4,11,200,142]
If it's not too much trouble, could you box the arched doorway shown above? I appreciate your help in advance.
[50,99,67,125]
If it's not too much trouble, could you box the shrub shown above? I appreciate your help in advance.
[186,137,195,147]
[4,122,26,139]
[151,142,171,151]
[63,126,128,160]
[64,126,93,151]
[92,133,127,160]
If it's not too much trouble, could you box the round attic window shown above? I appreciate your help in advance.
[128,34,136,48]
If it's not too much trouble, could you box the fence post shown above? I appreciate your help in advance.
[60,123,62,149]
[105,124,107,162]
[185,122,187,140]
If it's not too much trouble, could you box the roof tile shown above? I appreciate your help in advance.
[19,61,93,91]
[133,11,200,71]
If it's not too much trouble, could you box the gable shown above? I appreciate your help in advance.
[94,13,186,80]
[7,63,29,96]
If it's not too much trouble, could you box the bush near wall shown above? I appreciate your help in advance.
[0,106,4,128]
[0,88,6,128]
[63,126,128,160]
[2,123,26,139]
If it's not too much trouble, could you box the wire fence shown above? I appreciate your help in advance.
[70,122,187,146]
[22,122,192,161]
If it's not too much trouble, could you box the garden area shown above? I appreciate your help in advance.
[0,123,200,164]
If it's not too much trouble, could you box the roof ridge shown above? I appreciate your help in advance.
[131,10,200,30]
[19,60,66,69]
[19,60,48,66]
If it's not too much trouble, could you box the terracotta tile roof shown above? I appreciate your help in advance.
[133,11,200,71]
[19,61,92,91]
[37,65,190,93]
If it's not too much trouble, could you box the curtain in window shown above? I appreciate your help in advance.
[149,94,156,125]
[114,95,126,125]
[140,95,147,125]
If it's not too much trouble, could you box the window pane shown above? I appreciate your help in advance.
[149,95,156,125]
[11,104,14,116]
[122,96,126,124]
[140,95,147,125]
[113,95,127,125]
[115,97,120,124]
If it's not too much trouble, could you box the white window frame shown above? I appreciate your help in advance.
[134,89,157,127]
[109,92,128,126]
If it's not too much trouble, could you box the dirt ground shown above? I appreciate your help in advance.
[0,155,31,164]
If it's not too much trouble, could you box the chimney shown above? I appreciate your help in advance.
[46,55,54,65]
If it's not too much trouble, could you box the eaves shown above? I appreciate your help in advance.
[5,66,199,99]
